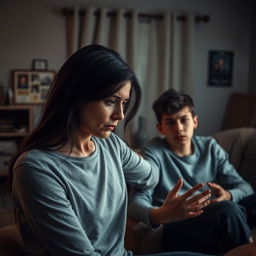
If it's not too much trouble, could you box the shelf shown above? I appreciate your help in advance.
[0,105,34,176]
[0,105,32,110]
[0,132,29,137]
[0,105,33,135]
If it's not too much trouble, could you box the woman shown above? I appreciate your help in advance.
[9,45,212,256]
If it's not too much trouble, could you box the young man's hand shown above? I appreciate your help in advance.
[150,179,211,225]
[207,182,232,203]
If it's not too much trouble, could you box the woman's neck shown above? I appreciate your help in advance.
[58,135,96,157]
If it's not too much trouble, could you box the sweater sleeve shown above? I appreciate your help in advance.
[127,145,161,228]
[13,164,101,256]
[112,134,159,190]
[213,139,254,202]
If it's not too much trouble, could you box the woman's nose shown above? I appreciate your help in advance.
[112,104,125,120]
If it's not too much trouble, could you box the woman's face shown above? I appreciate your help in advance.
[78,81,131,138]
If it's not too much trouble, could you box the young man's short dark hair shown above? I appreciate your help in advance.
[153,89,195,122]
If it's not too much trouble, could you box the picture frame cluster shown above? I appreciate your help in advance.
[12,70,55,104]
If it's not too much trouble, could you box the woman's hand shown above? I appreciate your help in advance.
[207,182,232,203]
[150,178,211,225]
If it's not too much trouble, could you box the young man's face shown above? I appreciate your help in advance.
[157,106,198,151]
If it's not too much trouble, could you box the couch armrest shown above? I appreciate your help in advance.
[212,128,256,189]
[224,242,256,256]
[0,224,25,256]
[125,217,163,254]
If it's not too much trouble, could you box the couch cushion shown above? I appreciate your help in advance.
[240,136,256,190]
[212,128,256,171]
[0,224,25,256]
[212,128,256,189]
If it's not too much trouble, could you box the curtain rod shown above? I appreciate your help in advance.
[62,8,210,23]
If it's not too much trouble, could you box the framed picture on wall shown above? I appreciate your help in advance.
[207,50,234,87]
[12,70,55,104]
[32,59,48,71]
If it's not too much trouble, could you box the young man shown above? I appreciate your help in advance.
[128,89,256,255]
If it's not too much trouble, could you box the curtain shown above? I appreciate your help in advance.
[135,12,195,139]
[66,7,138,66]
[65,8,196,143]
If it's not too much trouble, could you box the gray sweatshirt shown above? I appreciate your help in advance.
[12,133,158,256]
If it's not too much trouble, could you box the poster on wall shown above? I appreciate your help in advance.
[207,50,234,87]
[12,70,55,104]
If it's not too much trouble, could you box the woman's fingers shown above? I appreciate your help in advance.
[167,178,183,198]
[187,210,204,218]
[182,189,212,215]
[186,189,211,205]
[181,183,205,200]
[187,197,211,211]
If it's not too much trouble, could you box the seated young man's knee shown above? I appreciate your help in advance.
[208,200,246,216]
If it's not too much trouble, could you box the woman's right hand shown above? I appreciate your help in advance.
[150,178,211,225]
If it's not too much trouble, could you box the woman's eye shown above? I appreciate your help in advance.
[105,99,116,106]
[122,100,129,107]
[105,99,129,108]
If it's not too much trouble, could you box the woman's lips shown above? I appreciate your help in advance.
[104,125,116,131]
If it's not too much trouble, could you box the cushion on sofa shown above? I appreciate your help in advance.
[240,137,256,190]
[212,127,256,189]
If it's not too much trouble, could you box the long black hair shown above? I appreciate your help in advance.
[8,44,141,191]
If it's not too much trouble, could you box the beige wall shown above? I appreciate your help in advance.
[0,0,253,135]
[0,0,66,88]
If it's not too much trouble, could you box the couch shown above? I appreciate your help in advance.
[0,224,25,255]
[125,127,256,255]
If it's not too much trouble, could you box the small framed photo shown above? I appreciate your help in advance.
[12,70,55,104]
[207,50,234,87]
[32,59,48,71]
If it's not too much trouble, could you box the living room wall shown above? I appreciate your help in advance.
[0,0,253,136]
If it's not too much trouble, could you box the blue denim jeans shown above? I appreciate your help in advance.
[239,192,256,229]
[162,200,251,254]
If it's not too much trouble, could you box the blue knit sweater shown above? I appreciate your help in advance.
[12,133,157,256]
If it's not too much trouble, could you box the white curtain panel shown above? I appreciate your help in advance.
[137,12,196,140]
[80,7,97,46]
[171,13,195,96]
[74,7,139,67]
[65,8,195,143]
[66,6,79,56]
[138,12,172,140]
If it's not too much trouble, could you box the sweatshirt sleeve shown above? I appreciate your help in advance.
[112,134,159,191]
[127,145,161,228]
[13,164,102,256]
[213,139,254,202]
